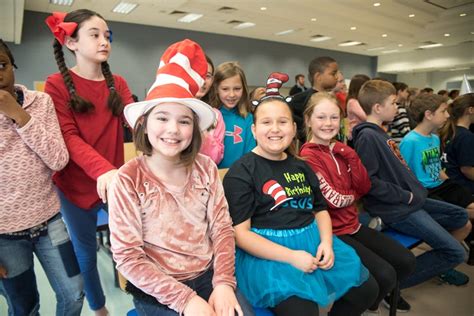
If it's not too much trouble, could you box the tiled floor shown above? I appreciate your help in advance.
[1,245,473,315]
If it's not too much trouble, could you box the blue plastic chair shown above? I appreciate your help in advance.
[254,307,274,316]
[126,309,137,316]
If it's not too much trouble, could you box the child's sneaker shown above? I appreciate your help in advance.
[368,216,384,231]
[363,307,380,315]
[382,294,410,313]
[438,269,470,286]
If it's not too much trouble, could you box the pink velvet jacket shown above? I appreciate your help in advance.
[108,154,236,314]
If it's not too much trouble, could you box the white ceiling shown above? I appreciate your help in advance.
[1,0,473,57]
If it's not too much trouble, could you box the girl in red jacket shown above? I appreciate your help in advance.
[300,92,416,313]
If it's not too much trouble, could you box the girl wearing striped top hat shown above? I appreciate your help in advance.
[44,9,134,315]
[107,39,254,316]
[223,73,377,316]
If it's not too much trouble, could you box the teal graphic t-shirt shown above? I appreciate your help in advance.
[400,130,443,188]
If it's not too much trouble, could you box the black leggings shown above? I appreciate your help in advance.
[338,225,416,309]
[330,274,378,316]
[272,296,319,316]
[271,274,378,316]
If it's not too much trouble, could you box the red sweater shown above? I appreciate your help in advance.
[300,141,371,235]
[45,71,133,209]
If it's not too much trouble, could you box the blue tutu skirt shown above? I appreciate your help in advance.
[235,221,369,308]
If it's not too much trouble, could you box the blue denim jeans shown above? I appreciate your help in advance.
[132,269,255,316]
[58,190,106,311]
[0,280,14,316]
[2,266,39,316]
[0,214,84,316]
[388,198,468,289]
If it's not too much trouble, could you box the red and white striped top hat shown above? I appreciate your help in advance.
[124,39,215,131]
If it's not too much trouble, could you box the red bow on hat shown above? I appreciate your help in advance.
[45,12,78,45]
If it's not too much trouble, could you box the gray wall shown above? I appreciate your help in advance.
[9,11,377,99]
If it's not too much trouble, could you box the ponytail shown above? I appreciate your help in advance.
[439,117,456,152]
[439,93,474,151]
[101,61,124,116]
[53,39,94,113]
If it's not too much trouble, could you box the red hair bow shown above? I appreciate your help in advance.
[45,12,78,45]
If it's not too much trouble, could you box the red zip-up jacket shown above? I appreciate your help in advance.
[300,141,371,235]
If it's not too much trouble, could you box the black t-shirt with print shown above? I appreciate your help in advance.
[223,152,327,230]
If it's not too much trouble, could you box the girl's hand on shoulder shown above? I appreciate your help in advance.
[315,241,334,270]
[209,284,243,316]
[97,169,118,203]
[289,250,319,273]
[184,295,216,316]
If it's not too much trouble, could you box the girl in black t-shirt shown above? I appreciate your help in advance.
[223,73,377,316]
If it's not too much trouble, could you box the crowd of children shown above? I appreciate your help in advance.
[0,7,473,316]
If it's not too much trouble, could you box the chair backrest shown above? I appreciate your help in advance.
[218,168,229,181]
[124,142,141,162]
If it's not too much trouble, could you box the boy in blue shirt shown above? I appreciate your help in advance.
[400,93,474,274]
[400,94,474,213]
[352,80,471,309]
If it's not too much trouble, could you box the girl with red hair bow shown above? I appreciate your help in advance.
[44,9,133,316]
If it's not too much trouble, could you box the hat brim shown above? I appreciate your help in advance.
[124,97,216,131]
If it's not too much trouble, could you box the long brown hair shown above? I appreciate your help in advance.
[439,93,474,150]
[346,74,370,108]
[52,9,124,115]
[210,61,251,118]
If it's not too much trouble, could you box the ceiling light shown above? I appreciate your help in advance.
[275,29,295,36]
[408,14,415,18]
[311,18,317,21]
[260,7,267,11]
[382,49,399,54]
[373,2,381,7]
[350,26,357,30]
[310,35,332,42]
[398,44,403,47]
[177,13,203,23]
[460,13,467,17]
[49,0,74,5]
[471,31,474,35]
[382,34,388,37]
[418,43,443,48]
[112,2,138,14]
[449,67,470,71]
[338,41,362,47]
[233,22,256,30]
[367,46,385,51]
[444,33,450,37]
